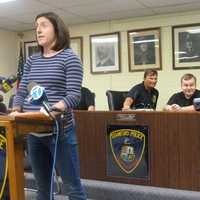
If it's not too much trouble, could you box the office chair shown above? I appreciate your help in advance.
[106,90,128,111]
[8,94,15,110]
[0,94,7,114]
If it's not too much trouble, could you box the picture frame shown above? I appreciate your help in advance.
[90,32,121,74]
[172,24,200,70]
[128,28,161,72]
[24,41,40,61]
[70,36,83,62]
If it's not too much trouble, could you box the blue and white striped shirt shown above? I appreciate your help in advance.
[14,48,83,129]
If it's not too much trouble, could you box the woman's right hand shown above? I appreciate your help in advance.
[9,106,22,116]
[9,110,21,116]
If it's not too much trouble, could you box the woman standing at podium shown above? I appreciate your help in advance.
[11,12,86,200]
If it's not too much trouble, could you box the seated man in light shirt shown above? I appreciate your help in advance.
[164,73,200,111]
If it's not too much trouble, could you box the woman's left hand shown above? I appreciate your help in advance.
[52,100,65,112]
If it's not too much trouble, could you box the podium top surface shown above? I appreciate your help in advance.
[0,112,52,124]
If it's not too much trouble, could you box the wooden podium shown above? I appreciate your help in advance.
[74,110,200,191]
[0,113,53,200]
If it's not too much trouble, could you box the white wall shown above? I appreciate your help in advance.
[0,30,18,105]
[22,10,200,110]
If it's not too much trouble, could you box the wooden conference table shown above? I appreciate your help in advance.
[74,110,200,191]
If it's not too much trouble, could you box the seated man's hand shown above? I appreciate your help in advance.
[88,105,95,111]
[122,105,131,111]
[171,104,181,111]
[122,97,133,111]
[164,104,181,111]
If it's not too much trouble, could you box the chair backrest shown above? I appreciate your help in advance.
[0,94,7,113]
[106,90,128,111]
[8,94,15,109]
[0,103,7,114]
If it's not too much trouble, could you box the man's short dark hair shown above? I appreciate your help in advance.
[144,69,158,79]
[35,12,70,52]
[181,73,196,84]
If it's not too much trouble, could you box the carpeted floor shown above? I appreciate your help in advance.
[25,190,94,200]
[24,173,200,200]
[25,190,67,200]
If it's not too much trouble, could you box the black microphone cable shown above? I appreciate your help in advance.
[49,108,64,200]
[50,117,60,200]
[38,106,62,200]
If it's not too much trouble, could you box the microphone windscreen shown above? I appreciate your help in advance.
[193,98,200,111]
[27,81,37,92]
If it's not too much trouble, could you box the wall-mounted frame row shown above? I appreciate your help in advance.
[89,28,161,74]
[24,23,200,74]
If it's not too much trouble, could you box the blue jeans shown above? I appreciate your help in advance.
[27,126,86,200]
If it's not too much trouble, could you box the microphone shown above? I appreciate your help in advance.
[27,82,51,115]
[0,75,17,93]
[193,98,200,111]
[27,82,63,119]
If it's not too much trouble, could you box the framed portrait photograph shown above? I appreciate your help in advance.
[172,24,200,70]
[128,28,161,72]
[24,41,40,61]
[90,32,121,74]
[71,36,83,62]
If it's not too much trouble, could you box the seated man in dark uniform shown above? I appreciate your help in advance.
[76,87,95,111]
[164,73,200,111]
[122,69,159,110]
[0,94,7,114]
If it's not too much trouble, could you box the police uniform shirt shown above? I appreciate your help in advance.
[167,89,200,107]
[127,82,159,109]
[77,87,95,110]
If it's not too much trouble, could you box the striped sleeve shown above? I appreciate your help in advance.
[13,58,31,107]
[62,54,83,109]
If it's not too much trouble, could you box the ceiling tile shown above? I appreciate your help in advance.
[67,0,145,16]
[139,0,200,7]
[0,0,199,31]
[153,1,200,15]
[86,8,155,23]
[38,0,109,8]
[0,0,51,16]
